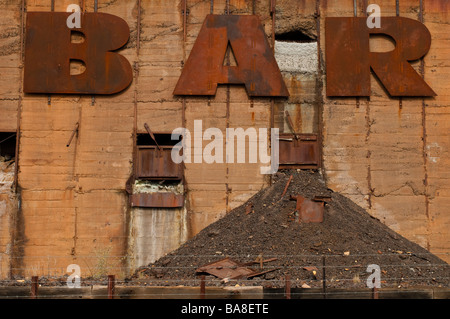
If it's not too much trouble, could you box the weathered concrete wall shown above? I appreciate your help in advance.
[320,0,450,263]
[11,0,137,278]
[0,159,16,278]
[0,0,448,280]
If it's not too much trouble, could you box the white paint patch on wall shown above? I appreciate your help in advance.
[131,206,188,268]
[426,142,442,164]
[129,180,188,269]
[0,160,14,193]
[274,41,318,74]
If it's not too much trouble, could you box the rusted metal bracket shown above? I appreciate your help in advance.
[270,0,276,14]
[143,123,162,157]
[66,122,79,147]
[48,0,55,106]
[242,256,278,269]
[284,110,299,141]
[182,0,189,42]
[280,175,293,199]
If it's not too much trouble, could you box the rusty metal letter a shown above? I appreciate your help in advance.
[173,14,289,97]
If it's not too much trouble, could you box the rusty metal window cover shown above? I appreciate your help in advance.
[129,192,184,208]
[24,12,132,94]
[325,17,436,97]
[129,127,184,209]
[135,132,183,181]
[173,14,289,97]
[278,133,320,169]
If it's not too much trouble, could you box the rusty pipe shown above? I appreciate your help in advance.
[144,123,162,151]
[284,111,299,140]
[66,122,79,147]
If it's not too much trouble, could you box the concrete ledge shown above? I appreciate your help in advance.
[0,285,447,299]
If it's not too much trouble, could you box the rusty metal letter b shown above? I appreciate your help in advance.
[24,12,132,95]
[325,17,436,97]
[173,14,289,97]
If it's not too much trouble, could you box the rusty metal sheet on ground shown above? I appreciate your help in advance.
[291,195,324,223]
[196,258,255,280]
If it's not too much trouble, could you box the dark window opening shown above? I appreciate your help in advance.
[0,132,16,159]
[275,30,317,43]
[129,131,185,208]
[137,133,181,147]
[0,132,16,192]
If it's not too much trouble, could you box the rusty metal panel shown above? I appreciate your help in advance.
[173,14,289,97]
[196,258,254,280]
[130,192,184,208]
[278,133,320,168]
[196,257,280,280]
[24,12,132,94]
[136,146,182,180]
[369,17,435,97]
[325,17,370,97]
[291,195,324,223]
[325,17,436,97]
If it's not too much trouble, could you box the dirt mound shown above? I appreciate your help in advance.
[131,170,449,289]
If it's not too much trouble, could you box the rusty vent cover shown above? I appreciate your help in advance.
[278,133,320,169]
[130,193,184,208]
[136,146,182,180]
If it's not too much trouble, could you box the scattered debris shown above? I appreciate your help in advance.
[195,257,279,280]
[132,170,449,289]
[301,283,311,289]
[245,203,254,215]
[280,175,293,199]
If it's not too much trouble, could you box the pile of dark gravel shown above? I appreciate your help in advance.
[131,170,449,289]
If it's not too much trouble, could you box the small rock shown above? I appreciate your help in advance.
[301,283,311,288]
